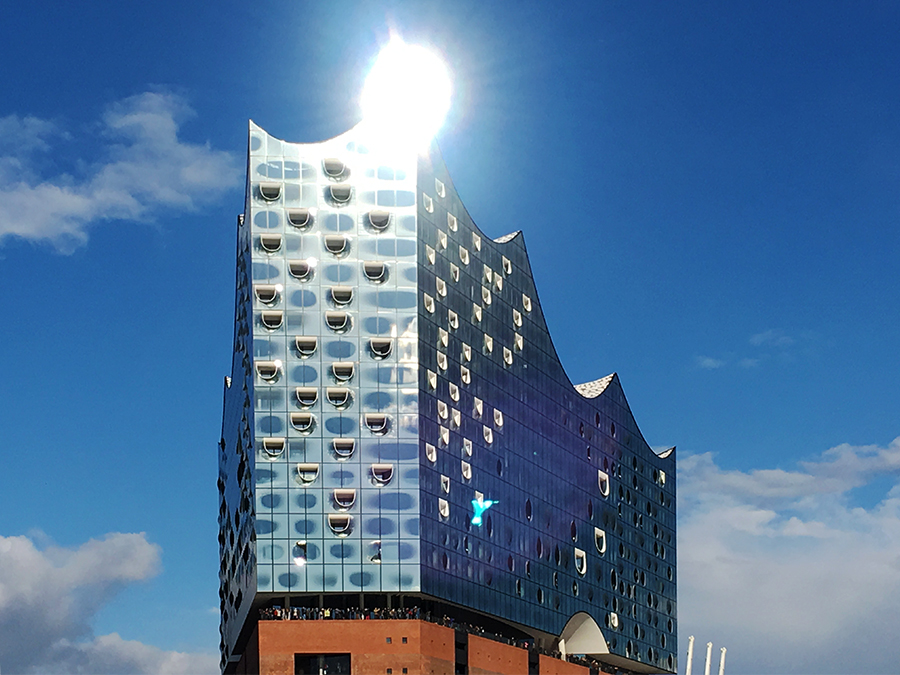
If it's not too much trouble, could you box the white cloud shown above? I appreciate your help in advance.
[0,532,217,674]
[696,356,725,370]
[0,92,239,251]
[678,437,900,674]
[749,329,795,348]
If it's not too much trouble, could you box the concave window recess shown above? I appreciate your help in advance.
[258,182,281,201]
[332,438,356,459]
[368,210,390,231]
[371,463,394,485]
[295,336,318,357]
[287,208,312,228]
[260,234,282,252]
[363,261,387,282]
[290,412,315,433]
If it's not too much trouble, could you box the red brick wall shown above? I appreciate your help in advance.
[250,619,455,675]
[538,654,591,675]
[467,634,529,675]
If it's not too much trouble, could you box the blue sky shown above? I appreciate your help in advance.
[1,2,898,673]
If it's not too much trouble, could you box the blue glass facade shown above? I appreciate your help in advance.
[219,123,676,674]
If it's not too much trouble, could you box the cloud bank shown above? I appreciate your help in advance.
[678,437,900,674]
[0,532,217,674]
[0,92,239,251]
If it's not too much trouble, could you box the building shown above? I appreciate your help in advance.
[218,121,677,675]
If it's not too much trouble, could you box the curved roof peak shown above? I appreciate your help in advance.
[574,373,617,399]
[494,230,522,244]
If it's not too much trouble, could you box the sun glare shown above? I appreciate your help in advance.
[360,39,452,153]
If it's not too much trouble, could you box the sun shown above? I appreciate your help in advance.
[360,39,452,153]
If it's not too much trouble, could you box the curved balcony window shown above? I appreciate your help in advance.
[459,246,469,265]
[296,463,319,485]
[437,352,448,371]
[329,184,352,204]
[262,437,285,458]
[503,347,513,366]
[258,182,281,201]
[322,158,348,179]
[463,438,473,457]
[260,311,283,329]
[369,338,393,359]
[494,276,504,292]
[422,193,434,213]
[472,232,482,251]
[595,527,607,554]
[435,179,446,198]
[256,361,281,381]
[426,245,436,265]
[295,387,318,407]
[427,370,437,390]
[483,265,493,283]
[451,409,461,428]
[447,213,457,231]
[324,235,348,255]
[290,412,315,433]
[598,470,611,497]
[440,474,450,493]
[513,309,523,327]
[289,260,313,281]
[460,366,471,385]
[260,234,282,252]
[574,548,587,576]
[365,413,389,435]
[437,400,449,420]
[295,336,318,357]
[461,461,472,480]
[331,362,354,382]
[514,333,524,351]
[333,488,357,510]
[448,382,459,402]
[255,285,280,304]
[494,409,504,428]
[473,398,483,418]
[368,210,390,231]
[425,443,437,463]
[330,286,353,305]
[287,208,312,229]
[326,387,351,409]
[438,328,449,348]
[523,294,533,312]
[439,426,450,446]
[363,261,387,282]
[371,463,394,485]
[450,264,459,282]
[438,498,450,519]
[483,334,493,353]
[609,612,619,630]
[462,343,471,362]
[436,278,447,297]
[423,293,435,314]
[482,286,492,306]
[328,513,353,536]
[483,425,493,445]
[332,438,356,459]
[437,231,447,249]
[473,304,482,323]
[325,311,350,333]
[502,256,512,275]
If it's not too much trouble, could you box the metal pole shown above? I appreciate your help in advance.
[704,642,713,675]
[718,647,727,675]
[685,636,695,675]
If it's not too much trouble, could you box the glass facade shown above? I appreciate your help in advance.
[219,123,677,674]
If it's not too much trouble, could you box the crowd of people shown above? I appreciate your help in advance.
[259,604,618,673]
